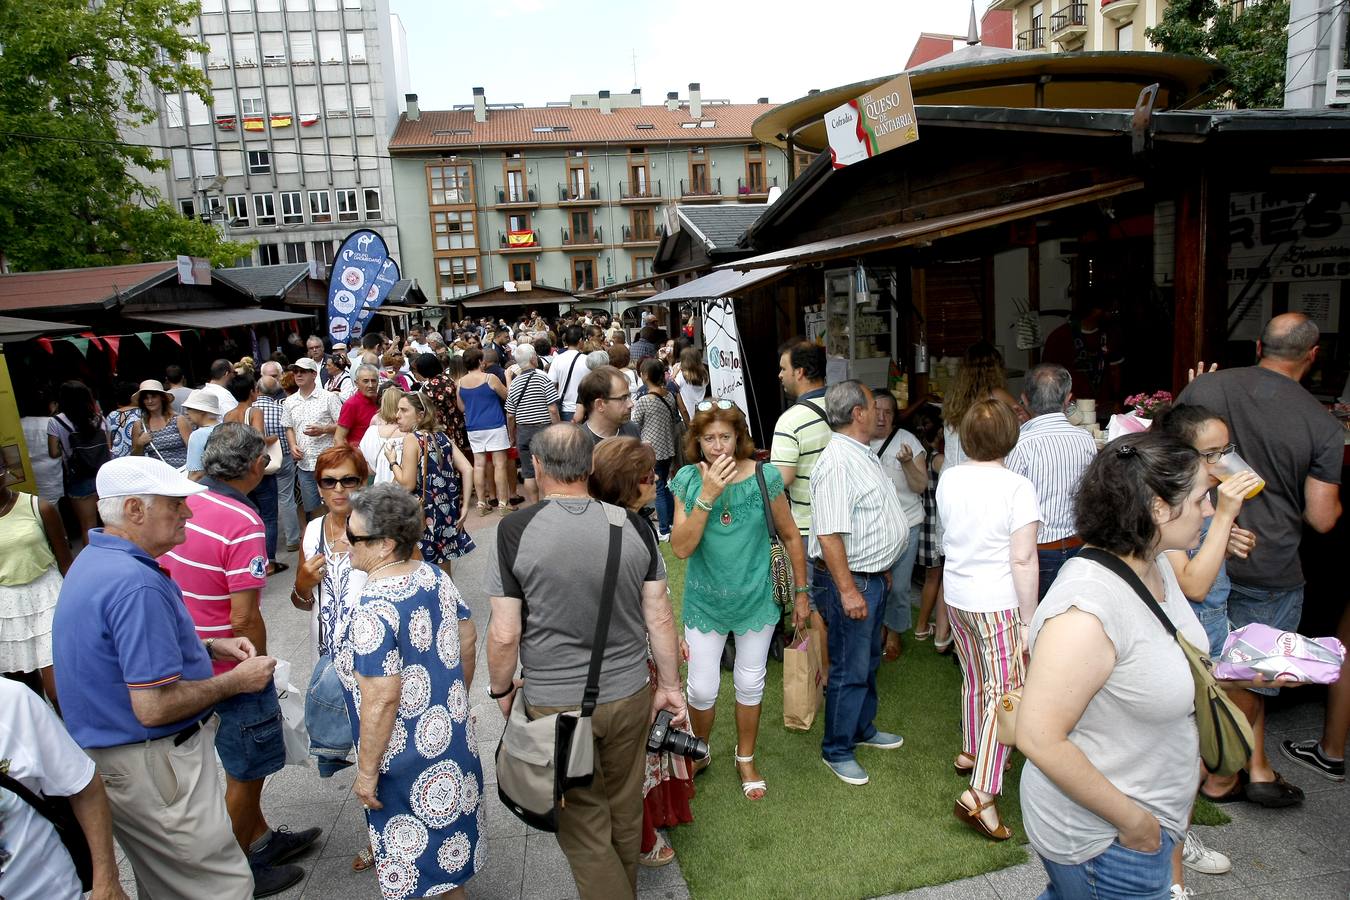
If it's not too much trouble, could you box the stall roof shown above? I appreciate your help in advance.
[374,305,422,317]
[0,262,177,313]
[213,264,310,301]
[0,315,88,343]
[649,266,792,302]
[456,283,576,310]
[678,205,769,253]
[723,178,1144,271]
[126,308,313,329]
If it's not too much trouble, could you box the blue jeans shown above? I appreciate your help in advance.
[884,525,921,633]
[275,453,301,547]
[305,655,354,777]
[813,565,886,763]
[1227,582,1304,696]
[560,409,575,423]
[1038,545,1081,601]
[1038,830,1177,899]
[297,466,322,514]
[248,473,278,562]
[654,458,673,535]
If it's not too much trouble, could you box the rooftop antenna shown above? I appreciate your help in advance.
[631,48,638,91]
[967,0,980,45]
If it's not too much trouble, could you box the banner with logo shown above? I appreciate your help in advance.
[825,73,919,169]
[701,298,752,436]
[327,229,400,344]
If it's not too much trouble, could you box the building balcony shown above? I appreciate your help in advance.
[737,176,777,199]
[618,180,662,202]
[1017,22,1046,50]
[622,225,660,246]
[1100,0,1138,21]
[557,183,602,205]
[680,177,722,201]
[563,277,598,293]
[498,230,539,252]
[561,226,604,249]
[493,185,539,207]
[1050,2,1088,43]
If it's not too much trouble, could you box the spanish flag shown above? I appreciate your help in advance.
[270,114,293,128]
[299,113,320,127]
[507,230,536,247]
[215,115,237,130]
[242,116,264,131]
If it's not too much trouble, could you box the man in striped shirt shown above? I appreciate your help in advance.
[810,380,908,786]
[159,423,320,895]
[771,341,832,559]
[1005,364,1098,599]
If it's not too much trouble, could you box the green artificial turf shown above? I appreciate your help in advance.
[655,546,1228,899]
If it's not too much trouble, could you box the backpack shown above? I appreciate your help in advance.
[54,414,111,482]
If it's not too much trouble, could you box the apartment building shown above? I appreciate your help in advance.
[126,0,407,267]
[990,0,1171,53]
[387,85,784,303]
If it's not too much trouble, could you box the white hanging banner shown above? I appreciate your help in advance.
[701,298,752,436]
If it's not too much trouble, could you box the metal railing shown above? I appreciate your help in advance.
[1050,2,1087,35]
[618,179,662,200]
[622,225,659,242]
[558,183,600,202]
[560,226,603,246]
[494,185,537,204]
[738,175,778,195]
[680,176,721,197]
[1016,23,1046,50]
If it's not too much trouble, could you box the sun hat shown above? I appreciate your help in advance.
[331,342,348,351]
[131,379,174,406]
[182,389,221,417]
[287,357,321,374]
[96,456,207,500]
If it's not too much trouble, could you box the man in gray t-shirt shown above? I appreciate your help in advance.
[485,424,684,897]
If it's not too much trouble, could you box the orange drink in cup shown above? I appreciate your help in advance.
[1213,450,1266,500]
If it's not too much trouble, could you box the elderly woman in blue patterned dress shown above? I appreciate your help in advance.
[338,483,485,899]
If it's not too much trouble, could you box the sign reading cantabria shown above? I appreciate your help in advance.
[825,74,919,169]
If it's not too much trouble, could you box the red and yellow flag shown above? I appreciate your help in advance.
[507,230,536,247]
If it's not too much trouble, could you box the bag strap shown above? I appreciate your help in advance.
[797,398,828,426]
[876,429,899,460]
[1077,547,1176,638]
[754,461,778,542]
[0,769,60,827]
[580,504,627,717]
[558,353,583,403]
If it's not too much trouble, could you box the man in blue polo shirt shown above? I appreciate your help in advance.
[52,457,278,900]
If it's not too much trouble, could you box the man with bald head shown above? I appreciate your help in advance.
[1179,312,1343,807]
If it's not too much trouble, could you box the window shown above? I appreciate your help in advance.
[254,193,276,225]
[260,32,286,65]
[436,257,479,299]
[232,33,258,66]
[281,191,303,224]
[505,169,525,203]
[570,210,592,241]
[630,207,653,241]
[633,256,654,278]
[336,188,358,221]
[351,84,372,117]
[290,31,315,64]
[363,188,381,220]
[241,96,264,116]
[572,258,596,292]
[1116,23,1133,50]
[346,32,366,63]
[318,31,342,63]
[192,146,217,178]
[171,148,191,180]
[228,0,250,9]
[308,190,331,223]
[343,0,361,8]
[509,261,534,283]
[258,243,281,265]
[690,162,709,193]
[506,213,529,233]
[301,138,327,172]
[427,163,472,205]
[266,86,292,115]
[179,198,196,219]
[256,0,280,9]
[227,194,249,226]
[247,149,271,174]
[205,35,230,68]
[206,195,224,217]
[163,93,185,127]
[568,165,587,198]
[201,0,223,10]
[212,90,236,117]
[746,159,765,193]
[312,240,336,265]
[284,242,308,263]
[285,0,308,9]
[432,211,475,250]
[315,0,337,8]
[629,163,648,196]
[323,84,349,117]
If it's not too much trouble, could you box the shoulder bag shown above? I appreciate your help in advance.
[754,461,793,612]
[495,502,628,832]
[659,393,687,474]
[0,767,93,891]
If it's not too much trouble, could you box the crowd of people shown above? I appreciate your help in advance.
[1,308,1346,900]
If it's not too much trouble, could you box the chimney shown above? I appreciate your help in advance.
[688,82,702,119]
[472,86,486,123]
[598,89,612,114]
[665,91,679,111]
[405,93,420,121]
[757,96,769,104]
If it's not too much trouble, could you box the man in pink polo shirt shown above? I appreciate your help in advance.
[159,423,320,898]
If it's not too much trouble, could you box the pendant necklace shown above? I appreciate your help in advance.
[720,494,732,527]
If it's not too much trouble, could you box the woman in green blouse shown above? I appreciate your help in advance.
[670,400,808,800]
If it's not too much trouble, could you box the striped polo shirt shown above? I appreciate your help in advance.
[770,389,832,535]
[505,367,559,426]
[160,479,267,675]
[1005,412,1098,543]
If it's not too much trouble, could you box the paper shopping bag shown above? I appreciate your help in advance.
[783,629,824,732]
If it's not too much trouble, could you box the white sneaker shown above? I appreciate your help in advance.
[1181,830,1231,875]
[1169,886,1194,899]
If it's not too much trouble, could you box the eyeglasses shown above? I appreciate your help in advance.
[1200,443,1236,465]
[345,524,385,544]
[604,394,631,402]
[318,475,364,490]
[695,399,735,413]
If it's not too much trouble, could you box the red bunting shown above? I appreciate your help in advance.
[36,338,53,354]
[80,331,104,352]
[103,335,121,368]
[165,331,183,346]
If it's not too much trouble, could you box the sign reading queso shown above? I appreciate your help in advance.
[825,74,919,169]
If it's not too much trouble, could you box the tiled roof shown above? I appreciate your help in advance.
[213,263,310,300]
[679,204,768,252]
[390,102,775,150]
[0,261,176,313]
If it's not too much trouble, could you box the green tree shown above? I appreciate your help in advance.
[0,0,254,271]
[1147,0,1292,108]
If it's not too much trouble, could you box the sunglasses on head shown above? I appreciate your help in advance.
[345,524,385,544]
[695,399,735,413]
[318,475,363,490]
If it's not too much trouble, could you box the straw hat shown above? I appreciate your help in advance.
[131,379,174,406]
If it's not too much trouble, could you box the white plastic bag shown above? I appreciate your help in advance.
[273,660,312,768]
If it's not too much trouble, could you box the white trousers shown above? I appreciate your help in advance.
[684,623,775,710]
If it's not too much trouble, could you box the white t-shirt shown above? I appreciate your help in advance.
[546,348,586,414]
[674,371,708,419]
[620,367,640,400]
[359,423,404,485]
[202,382,238,418]
[937,464,1040,613]
[869,429,927,529]
[0,680,95,900]
[20,417,64,504]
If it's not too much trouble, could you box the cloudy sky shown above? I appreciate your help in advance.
[387,0,985,110]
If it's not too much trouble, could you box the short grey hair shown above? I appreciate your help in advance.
[824,380,870,429]
[531,424,592,483]
[202,422,266,481]
[349,483,424,559]
[97,494,155,527]
[1260,314,1320,360]
[354,363,380,381]
[260,361,282,379]
[1024,364,1073,416]
[513,343,537,368]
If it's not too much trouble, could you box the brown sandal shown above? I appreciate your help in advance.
[954,752,1013,776]
[954,791,1012,841]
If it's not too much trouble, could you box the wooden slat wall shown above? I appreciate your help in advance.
[922,260,987,358]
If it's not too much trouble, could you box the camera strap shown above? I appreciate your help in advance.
[580,504,627,718]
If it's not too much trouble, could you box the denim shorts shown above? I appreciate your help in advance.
[214,685,286,781]
[1227,583,1304,696]
[1039,829,1177,899]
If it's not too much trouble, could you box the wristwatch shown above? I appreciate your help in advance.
[204,638,216,656]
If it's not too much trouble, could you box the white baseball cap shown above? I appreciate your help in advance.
[96,456,207,500]
[182,389,221,417]
[287,357,321,374]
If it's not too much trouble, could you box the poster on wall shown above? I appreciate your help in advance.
[701,298,752,436]
[0,350,34,494]
[326,229,400,344]
[1227,282,1272,343]
[1288,281,1341,331]
[824,74,919,169]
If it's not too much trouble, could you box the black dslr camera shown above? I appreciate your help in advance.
[646,710,709,760]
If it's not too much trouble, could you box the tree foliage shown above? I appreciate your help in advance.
[1147,0,1292,108]
[0,0,254,271]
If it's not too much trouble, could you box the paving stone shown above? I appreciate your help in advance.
[983,859,1047,899]
[521,831,580,899]
[471,836,527,900]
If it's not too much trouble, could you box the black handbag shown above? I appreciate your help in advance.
[0,767,93,890]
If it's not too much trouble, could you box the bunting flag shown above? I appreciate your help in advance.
[103,335,121,368]
[270,114,293,128]
[35,338,53,354]
[134,332,153,348]
[507,230,536,247]
[165,331,183,346]
[80,332,104,352]
[216,115,237,130]
[299,113,320,127]
[242,117,265,131]
[66,337,91,356]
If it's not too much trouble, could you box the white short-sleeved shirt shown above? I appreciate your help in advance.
[870,429,926,529]
[0,680,96,900]
[202,382,238,418]
[937,464,1040,613]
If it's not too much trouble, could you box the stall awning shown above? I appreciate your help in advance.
[648,266,792,303]
[374,305,422,317]
[721,179,1144,271]
[127,307,313,329]
[0,315,89,343]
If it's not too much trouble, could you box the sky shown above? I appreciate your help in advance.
[387,0,985,111]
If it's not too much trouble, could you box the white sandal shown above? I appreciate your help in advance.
[735,747,767,801]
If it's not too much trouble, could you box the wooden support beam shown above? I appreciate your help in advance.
[1170,171,1227,392]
